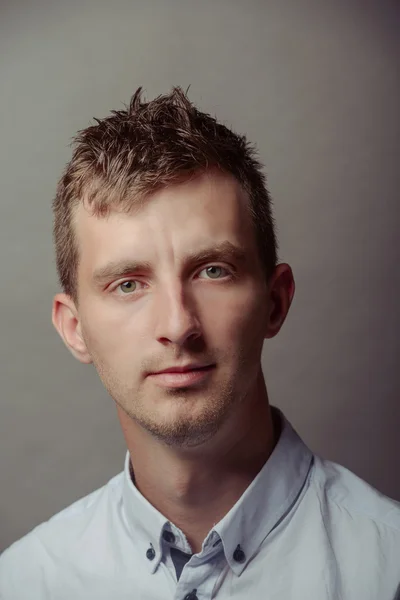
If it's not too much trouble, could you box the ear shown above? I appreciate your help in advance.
[264,263,295,339]
[52,293,92,364]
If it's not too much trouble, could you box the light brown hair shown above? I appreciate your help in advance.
[53,87,278,300]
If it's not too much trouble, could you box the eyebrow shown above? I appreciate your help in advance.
[92,241,248,286]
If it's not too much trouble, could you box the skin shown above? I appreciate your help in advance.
[52,170,295,554]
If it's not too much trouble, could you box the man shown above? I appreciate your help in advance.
[0,87,399,600]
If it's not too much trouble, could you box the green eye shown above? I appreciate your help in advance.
[119,281,137,293]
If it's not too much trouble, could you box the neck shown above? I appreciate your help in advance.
[117,371,277,554]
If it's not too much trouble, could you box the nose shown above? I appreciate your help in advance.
[154,282,202,347]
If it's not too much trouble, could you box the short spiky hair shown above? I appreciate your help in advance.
[53,86,278,300]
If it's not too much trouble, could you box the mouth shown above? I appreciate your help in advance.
[147,365,215,388]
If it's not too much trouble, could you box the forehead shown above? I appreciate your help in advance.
[74,171,257,270]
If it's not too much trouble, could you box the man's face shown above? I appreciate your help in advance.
[72,171,271,448]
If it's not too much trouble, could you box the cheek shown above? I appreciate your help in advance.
[80,303,145,363]
[203,284,268,348]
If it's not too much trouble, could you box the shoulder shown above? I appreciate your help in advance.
[0,472,124,597]
[47,470,123,525]
[311,454,400,534]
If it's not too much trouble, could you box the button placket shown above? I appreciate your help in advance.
[162,530,176,544]
[183,589,198,600]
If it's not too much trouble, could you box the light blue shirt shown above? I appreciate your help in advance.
[1,407,400,599]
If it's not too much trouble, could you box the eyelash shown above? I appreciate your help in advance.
[113,265,235,296]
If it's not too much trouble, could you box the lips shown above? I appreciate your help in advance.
[147,364,215,388]
[151,364,213,375]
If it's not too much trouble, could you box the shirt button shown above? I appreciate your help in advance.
[183,590,198,600]
[146,547,156,561]
[162,530,176,544]
[233,544,246,563]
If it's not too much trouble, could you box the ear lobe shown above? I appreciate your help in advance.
[264,264,295,340]
[264,292,284,340]
[52,293,92,364]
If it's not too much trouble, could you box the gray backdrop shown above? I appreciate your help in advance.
[1,0,399,552]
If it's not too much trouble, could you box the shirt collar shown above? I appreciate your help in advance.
[213,406,313,574]
[121,406,314,575]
